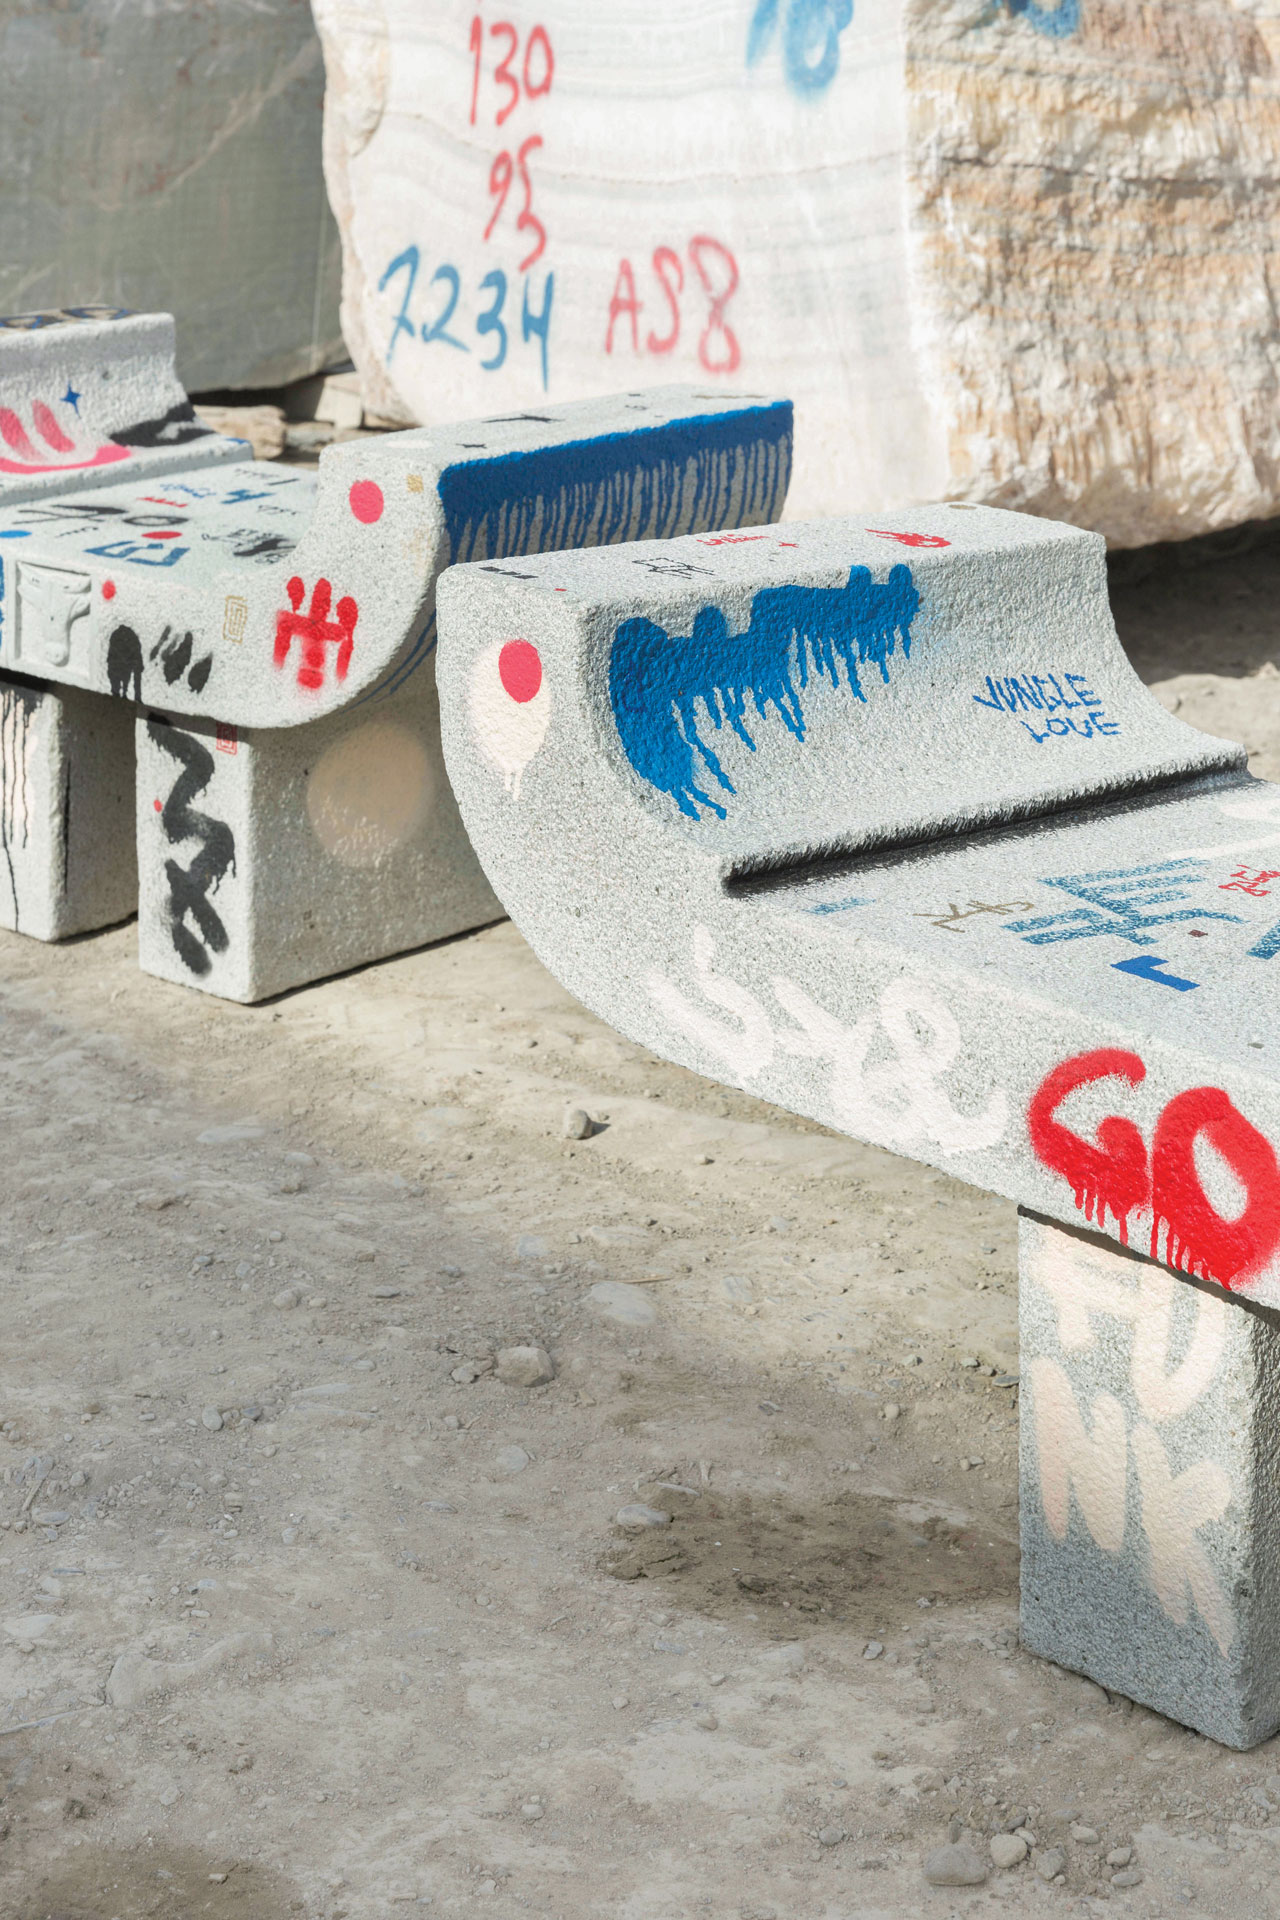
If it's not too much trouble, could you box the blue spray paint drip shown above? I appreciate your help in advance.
[437,405,792,567]
[358,404,793,707]
[609,562,920,820]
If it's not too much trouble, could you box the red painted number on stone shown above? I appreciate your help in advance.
[1028,1048,1280,1289]
[468,15,554,125]
[606,238,741,375]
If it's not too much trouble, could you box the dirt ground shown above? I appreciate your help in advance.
[6,523,1280,1920]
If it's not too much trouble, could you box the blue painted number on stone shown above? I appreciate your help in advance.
[747,0,853,93]
[378,245,554,387]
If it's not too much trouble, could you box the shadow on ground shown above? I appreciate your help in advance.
[12,1845,298,1920]
[601,1486,1019,1626]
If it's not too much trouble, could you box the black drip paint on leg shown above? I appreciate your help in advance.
[147,720,235,976]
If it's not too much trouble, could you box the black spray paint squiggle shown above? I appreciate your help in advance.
[148,720,235,977]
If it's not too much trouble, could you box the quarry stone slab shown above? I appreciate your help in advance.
[0,0,342,392]
[1,309,792,999]
[316,0,1280,545]
[437,502,1280,1743]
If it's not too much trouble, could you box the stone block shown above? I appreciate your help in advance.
[316,0,1280,545]
[1020,1211,1280,1749]
[1,307,793,999]
[437,504,1280,1740]
[0,309,244,506]
[0,0,342,392]
[0,673,136,942]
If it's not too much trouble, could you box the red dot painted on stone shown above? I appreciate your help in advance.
[498,639,542,704]
[153,799,162,812]
[143,530,181,541]
[349,479,384,525]
[102,580,116,600]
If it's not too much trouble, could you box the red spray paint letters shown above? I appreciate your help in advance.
[273,577,359,692]
[1028,1049,1280,1289]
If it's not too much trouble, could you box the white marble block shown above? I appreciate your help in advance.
[316,0,1280,545]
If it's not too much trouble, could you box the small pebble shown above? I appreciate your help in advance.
[1111,1868,1144,1888]
[1106,1847,1132,1868]
[495,1345,555,1387]
[817,1826,843,1847]
[371,1286,401,1299]
[924,1843,988,1888]
[615,1503,671,1530]
[521,1801,544,1821]
[863,1640,884,1660]
[989,1833,1027,1869]
[496,1445,531,1474]
[611,1694,629,1711]
[882,1403,900,1423]
[563,1108,592,1140]
[272,1288,301,1310]
[1070,1824,1098,1843]
[1034,1847,1067,1882]
[201,1408,223,1432]
[694,1712,719,1731]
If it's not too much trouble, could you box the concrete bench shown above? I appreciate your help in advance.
[0,307,792,999]
[437,506,1280,1747]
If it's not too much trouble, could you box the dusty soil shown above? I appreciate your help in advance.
[5,526,1280,1920]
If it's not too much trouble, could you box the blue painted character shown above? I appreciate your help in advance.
[747,0,854,94]
[1004,860,1241,949]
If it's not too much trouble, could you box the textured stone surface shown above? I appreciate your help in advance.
[0,310,244,505]
[1021,1211,1280,1749]
[0,1,342,392]
[1,311,792,999]
[0,675,136,942]
[316,0,1280,545]
[438,504,1280,1743]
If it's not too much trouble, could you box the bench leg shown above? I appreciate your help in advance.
[1019,1209,1280,1747]
[0,672,137,942]
[136,666,501,1002]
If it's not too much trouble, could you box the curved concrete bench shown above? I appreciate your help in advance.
[0,307,792,997]
[437,507,1280,1746]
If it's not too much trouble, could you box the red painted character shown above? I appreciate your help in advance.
[1028,1048,1280,1290]
[273,576,358,692]
[1219,866,1280,897]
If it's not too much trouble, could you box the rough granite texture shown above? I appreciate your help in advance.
[0,310,793,998]
[1021,1212,1280,1750]
[316,0,1280,545]
[438,503,1280,1741]
[0,0,343,392]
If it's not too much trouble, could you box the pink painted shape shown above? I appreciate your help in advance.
[498,639,542,704]
[349,479,384,524]
[0,442,131,477]
[31,400,75,453]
